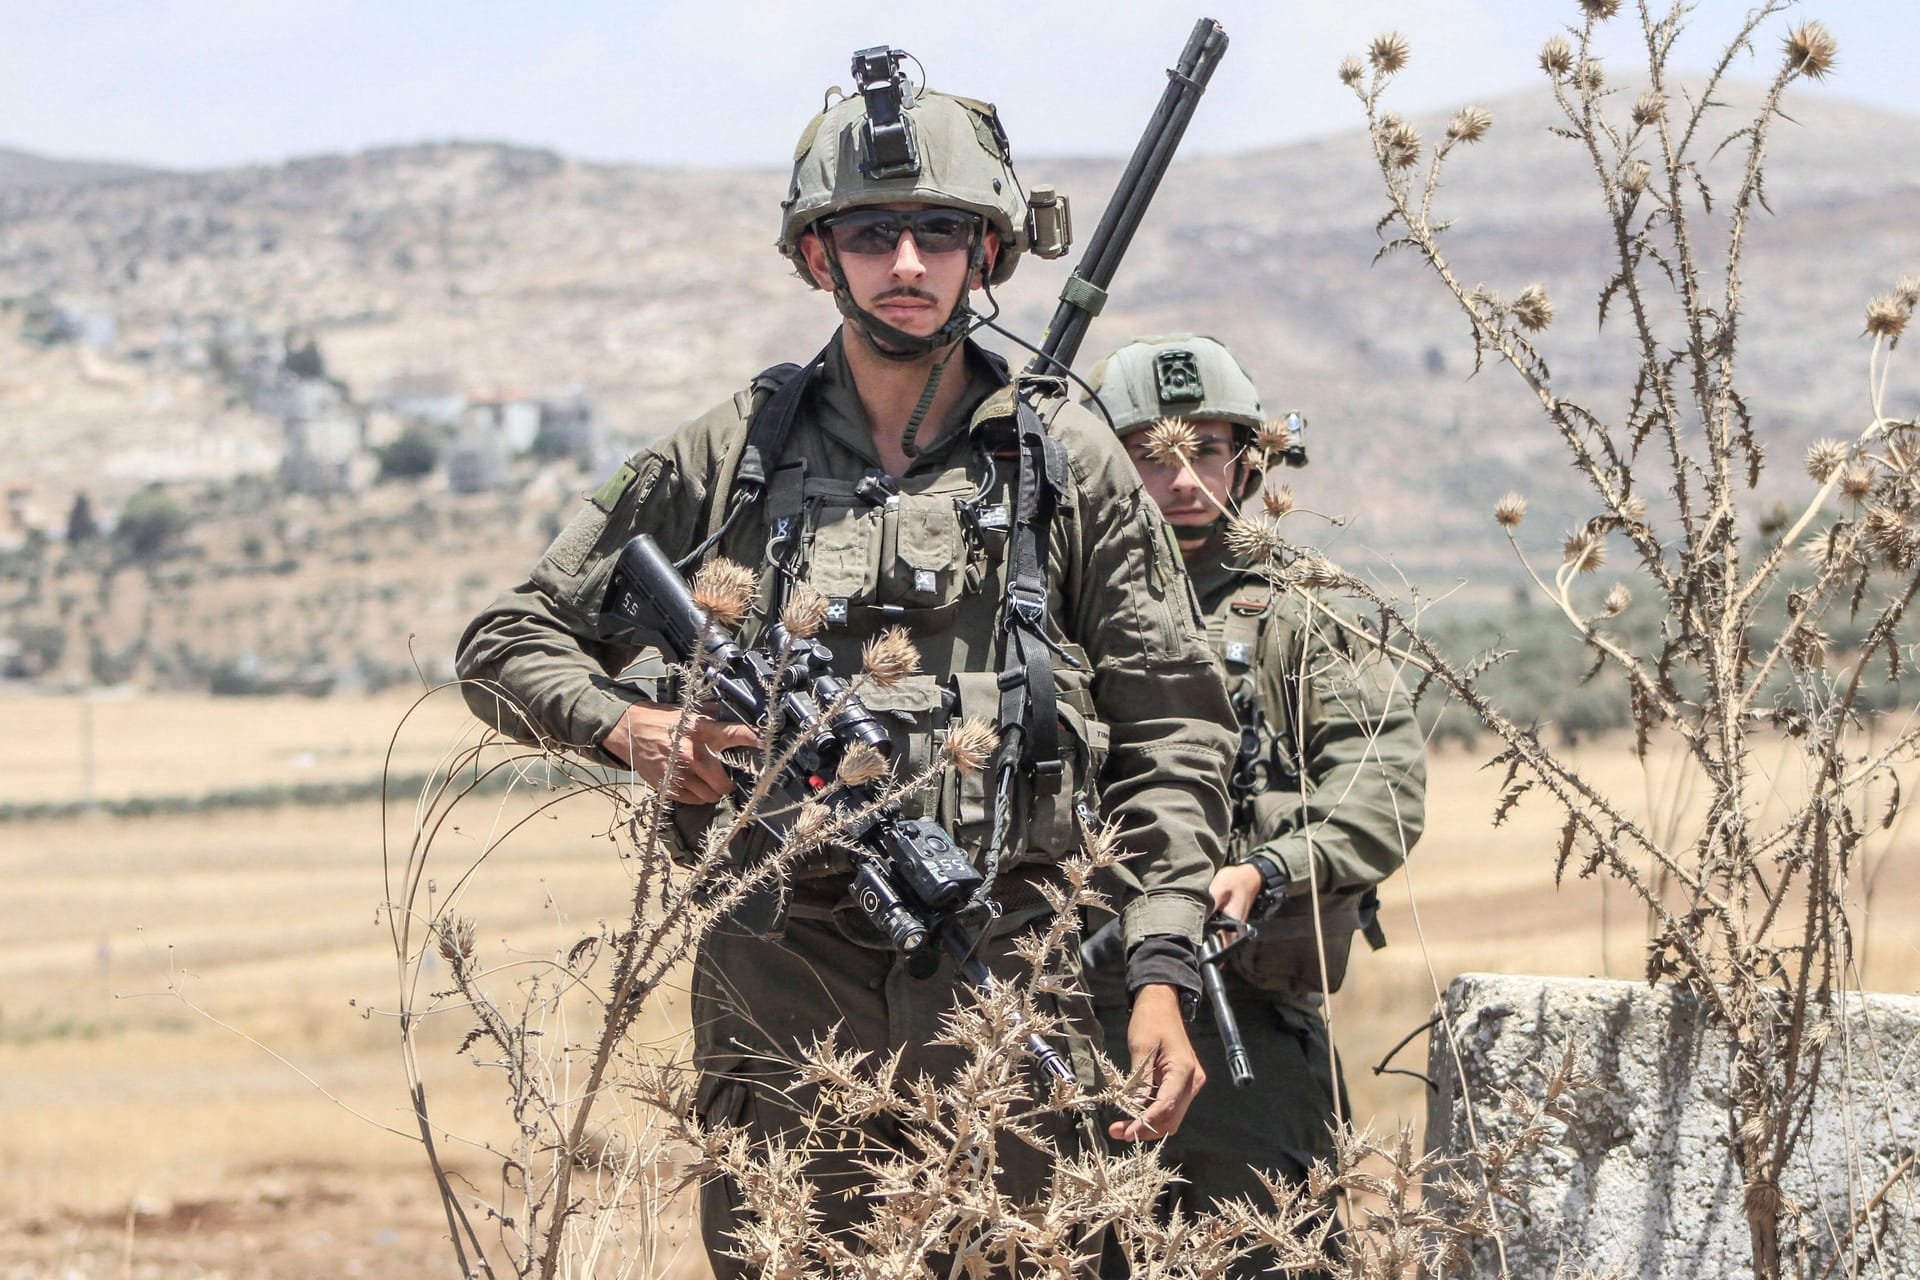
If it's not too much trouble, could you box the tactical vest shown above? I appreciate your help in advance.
[1212,576,1385,995]
[692,348,1108,883]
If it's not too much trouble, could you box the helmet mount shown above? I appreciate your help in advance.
[779,46,1069,291]
[852,47,921,181]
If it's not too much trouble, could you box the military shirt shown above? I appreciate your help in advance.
[1189,553,1426,900]
[455,334,1236,952]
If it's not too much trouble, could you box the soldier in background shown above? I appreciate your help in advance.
[455,58,1236,1278]
[1082,335,1427,1277]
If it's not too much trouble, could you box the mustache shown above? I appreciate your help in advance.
[871,286,939,305]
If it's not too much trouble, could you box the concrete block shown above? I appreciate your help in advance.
[1426,973,1920,1280]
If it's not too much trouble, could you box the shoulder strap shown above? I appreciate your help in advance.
[732,357,815,506]
[1225,575,1290,833]
[996,386,1071,795]
[692,349,826,560]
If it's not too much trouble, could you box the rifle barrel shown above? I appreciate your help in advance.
[1030,17,1230,376]
[1201,961,1256,1088]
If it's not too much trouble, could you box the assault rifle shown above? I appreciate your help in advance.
[1080,911,1257,1088]
[604,532,1075,1083]
[1027,16,1230,377]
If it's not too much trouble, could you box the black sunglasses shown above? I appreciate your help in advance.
[825,208,979,256]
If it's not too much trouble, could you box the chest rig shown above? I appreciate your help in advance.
[1215,576,1298,859]
[1212,577,1388,993]
[693,344,1085,889]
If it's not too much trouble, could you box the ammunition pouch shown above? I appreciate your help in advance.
[792,471,990,633]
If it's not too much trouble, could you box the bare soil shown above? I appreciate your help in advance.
[2,695,1914,1278]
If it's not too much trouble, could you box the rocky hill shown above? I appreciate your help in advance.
[1,80,1916,689]
[0,144,155,191]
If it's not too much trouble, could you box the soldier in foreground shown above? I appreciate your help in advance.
[455,54,1236,1277]
[1081,335,1427,1276]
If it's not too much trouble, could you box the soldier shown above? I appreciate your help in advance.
[1081,335,1427,1276]
[454,55,1236,1277]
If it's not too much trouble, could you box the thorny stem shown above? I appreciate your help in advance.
[1350,8,1919,1274]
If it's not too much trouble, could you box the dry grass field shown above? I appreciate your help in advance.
[2,690,1914,1278]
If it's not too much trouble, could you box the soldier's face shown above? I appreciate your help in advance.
[800,202,996,341]
[1124,420,1243,555]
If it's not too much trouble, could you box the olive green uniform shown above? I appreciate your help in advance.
[456,335,1236,1274]
[1093,552,1425,1277]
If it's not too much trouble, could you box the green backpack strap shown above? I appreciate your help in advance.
[689,348,827,563]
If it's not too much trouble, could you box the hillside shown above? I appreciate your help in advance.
[2,79,1917,689]
[0,143,156,190]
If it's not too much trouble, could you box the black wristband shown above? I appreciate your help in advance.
[1125,934,1203,1021]
[1240,852,1288,919]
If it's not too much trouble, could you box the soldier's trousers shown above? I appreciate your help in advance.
[1093,978,1347,1280]
[690,870,1101,1280]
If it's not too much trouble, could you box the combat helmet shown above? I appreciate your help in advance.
[1084,334,1305,513]
[1082,334,1265,437]
[778,46,1068,361]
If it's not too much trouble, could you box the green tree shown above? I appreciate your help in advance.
[285,335,327,380]
[379,424,441,481]
[115,487,189,560]
[65,492,98,545]
[6,622,65,676]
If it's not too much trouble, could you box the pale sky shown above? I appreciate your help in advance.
[1,0,1907,170]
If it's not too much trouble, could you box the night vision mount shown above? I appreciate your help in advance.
[847,43,1072,261]
[852,45,920,180]
[1277,411,1308,468]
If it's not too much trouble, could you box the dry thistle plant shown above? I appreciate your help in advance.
[1143,416,1201,467]
[691,557,758,629]
[382,666,872,1279]
[1336,4,1919,1277]
[393,666,1568,1280]
[859,625,921,688]
[385,619,1032,1280]
[397,617,1324,1280]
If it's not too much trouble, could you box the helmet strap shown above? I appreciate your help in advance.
[818,234,987,363]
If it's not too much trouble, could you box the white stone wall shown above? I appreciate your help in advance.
[1426,973,1920,1280]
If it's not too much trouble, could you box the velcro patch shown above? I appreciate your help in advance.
[592,460,638,512]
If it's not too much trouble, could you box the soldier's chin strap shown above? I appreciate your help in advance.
[817,233,991,461]
[818,234,989,363]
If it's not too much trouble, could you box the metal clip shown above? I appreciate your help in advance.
[1006,583,1046,627]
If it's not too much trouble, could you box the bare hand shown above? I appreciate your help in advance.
[1210,862,1264,924]
[600,700,761,805]
[1109,984,1206,1141]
